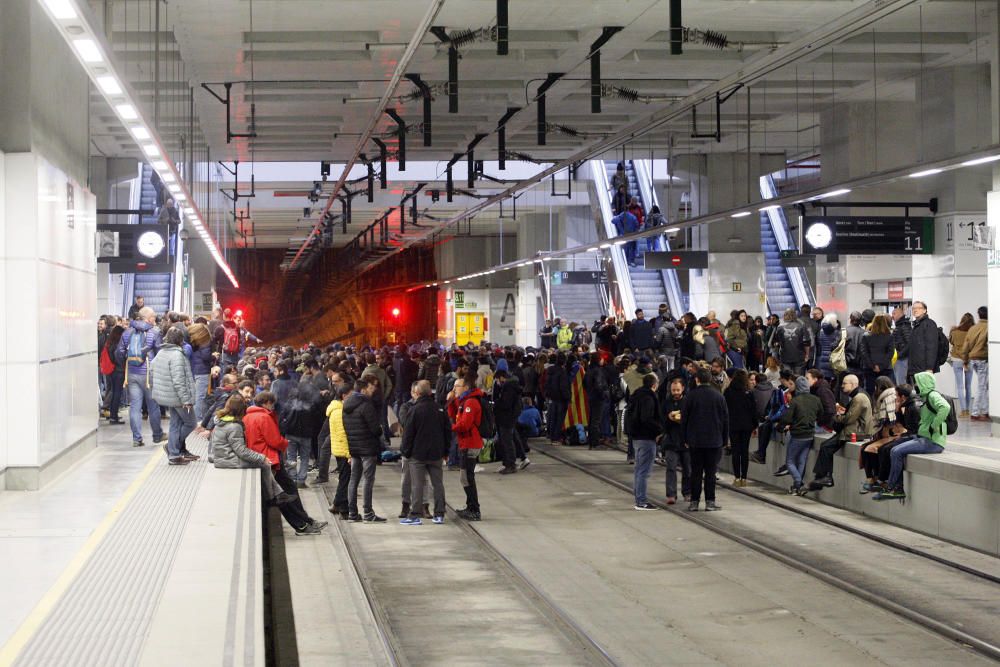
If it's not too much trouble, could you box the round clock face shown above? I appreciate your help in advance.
[806,222,833,250]
[137,231,165,259]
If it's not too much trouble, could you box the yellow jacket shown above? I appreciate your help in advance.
[326,399,350,459]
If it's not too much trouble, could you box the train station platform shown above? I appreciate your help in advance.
[718,419,1000,556]
[0,424,262,667]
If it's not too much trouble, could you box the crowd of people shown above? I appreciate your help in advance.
[97,294,983,527]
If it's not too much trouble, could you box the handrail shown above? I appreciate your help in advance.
[589,160,636,318]
[633,159,685,315]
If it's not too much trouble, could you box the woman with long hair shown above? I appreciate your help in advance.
[949,312,975,416]
[211,394,292,504]
[860,314,895,395]
[104,325,126,424]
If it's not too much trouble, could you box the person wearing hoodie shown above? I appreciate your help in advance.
[805,369,837,429]
[211,394,292,505]
[780,376,823,494]
[245,391,324,535]
[448,373,485,521]
[701,317,726,364]
[325,384,353,518]
[117,307,164,447]
[343,376,386,523]
[873,371,948,500]
[150,327,197,465]
[808,374,873,490]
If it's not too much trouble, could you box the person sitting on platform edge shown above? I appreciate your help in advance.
[873,371,948,501]
[807,374,873,491]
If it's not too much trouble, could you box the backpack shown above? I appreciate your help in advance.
[99,347,115,375]
[126,329,146,367]
[475,395,496,439]
[766,388,789,424]
[927,390,959,435]
[830,330,848,372]
[935,328,949,369]
[223,327,240,355]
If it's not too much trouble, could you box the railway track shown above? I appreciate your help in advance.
[533,442,1000,663]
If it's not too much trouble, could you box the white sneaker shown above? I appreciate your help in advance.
[474,464,484,474]
[518,458,531,470]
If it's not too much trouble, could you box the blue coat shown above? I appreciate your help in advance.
[817,324,841,376]
[191,345,214,376]
[612,211,639,234]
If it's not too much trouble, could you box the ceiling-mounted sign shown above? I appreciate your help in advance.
[644,251,709,270]
[802,216,934,255]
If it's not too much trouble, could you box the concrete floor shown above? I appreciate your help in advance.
[287,445,996,666]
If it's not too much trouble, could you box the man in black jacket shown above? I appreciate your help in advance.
[400,381,449,525]
[492,370,522,474]
[628,309,654,352]
[545,354,571,443]
[660,377,690,504]
[682,368,730,511]
[627,374,663,510]
[891,306,912,384]
[343,377,386,522]
[584,355,610,450]
[906,301,940,379]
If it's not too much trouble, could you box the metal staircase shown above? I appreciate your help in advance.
[759,174,815,313]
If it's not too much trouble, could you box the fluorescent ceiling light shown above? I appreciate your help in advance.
[43,0,78,19]
[96,75,122,95]
[961,155,1000,167]
[130,126,150,140]
[759,205,782,212]
[141,144,160,157]
[587,247,600,252]
[664,227,680,233]
[821,188,851,198]
[73,39,103,63]
[599,243,612,248]
[116,104,138,120]
[731,211,752,218]
[909,168,943,178]
[613,240,626,246]
[542,256,553,261]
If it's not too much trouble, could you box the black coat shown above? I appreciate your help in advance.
[394,356,419,402]
[908,315,940,374]
[342,392,382,457]
[545,365,571,402]
[400,395,451,461]
[584,364,609,403]
[660,394,686,451]
[626,387,662,439]
[861,332,894,371]
[723,386,757,433]
[629,318,655,350]
[492,379,522,427]
[682,384,729,448]
[892,317,912,359]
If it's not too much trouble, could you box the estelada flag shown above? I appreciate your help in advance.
[563,361,590,430]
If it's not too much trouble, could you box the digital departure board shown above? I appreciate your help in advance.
[801,216,934,255]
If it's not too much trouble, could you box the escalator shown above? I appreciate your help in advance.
[588,159,684,319]
[759,174,815,313]
[131,164,173,315]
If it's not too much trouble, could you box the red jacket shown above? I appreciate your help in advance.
[448,388,484,450]
[243,405,288,466]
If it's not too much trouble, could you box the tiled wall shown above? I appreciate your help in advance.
[2,152,97,473]
[0,149,7,477]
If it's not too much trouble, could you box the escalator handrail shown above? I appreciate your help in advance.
[589,160,637,318]
[632,159,685,316]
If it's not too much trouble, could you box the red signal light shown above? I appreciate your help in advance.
[391,307,401,318]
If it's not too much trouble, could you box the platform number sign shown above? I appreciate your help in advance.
[66,183,75,229]
[454,291,465,308]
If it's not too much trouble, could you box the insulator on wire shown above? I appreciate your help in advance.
[449,28,481,48]
[701,29,729,50]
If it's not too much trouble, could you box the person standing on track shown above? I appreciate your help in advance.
[627,373,663,511]
[682,368,729,511]
[448,373,484,521]
[343,377,387,523]
[400,381,450,525]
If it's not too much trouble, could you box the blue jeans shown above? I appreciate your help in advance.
[167,405,195,459]
[887,436,943,488]
[194,374,211,424]
[221,352,240,370]
[632,439,657,504]
[727,349,745,369]
[785,437,812,487]
[893,357,908,385]
[971,360,989,417]
[286,435,311,483]
[447,432,460,467]
[127,374,162,443]
[952,360,972,412]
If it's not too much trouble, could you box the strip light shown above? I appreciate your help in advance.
[36,0,239,289]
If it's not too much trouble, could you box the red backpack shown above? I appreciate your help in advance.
[99,347,115,375]
[223,327,240,355]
